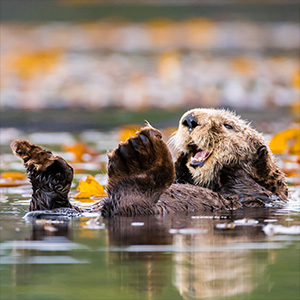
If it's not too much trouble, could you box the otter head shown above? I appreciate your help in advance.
[170,108,267,187]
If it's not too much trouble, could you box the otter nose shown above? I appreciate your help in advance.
[182,113,198,132]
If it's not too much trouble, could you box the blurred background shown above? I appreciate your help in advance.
[0,0,299,132]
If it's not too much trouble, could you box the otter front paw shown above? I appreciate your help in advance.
[252,144,288,201]
[107,126,175,197]
[11,140,56,171]
[11,140,75,211]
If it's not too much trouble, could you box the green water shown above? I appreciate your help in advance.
[1,205,299,300]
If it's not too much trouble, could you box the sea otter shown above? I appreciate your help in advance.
[11,108,288,217]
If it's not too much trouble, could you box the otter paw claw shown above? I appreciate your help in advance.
[257,145,268,159]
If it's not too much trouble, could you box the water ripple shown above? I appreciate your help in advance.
[1,255,89,264]
[0,239,89,252]
[98,242,289,253]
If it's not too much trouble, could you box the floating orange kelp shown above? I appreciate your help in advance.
[63,142,98,163]
[118,125,140,142]
[0,181,27,188]
[64,142,86,162]
[0,172,28,187]
[269,128,300,155]
[74,175,107,199]
[1,172,26,180]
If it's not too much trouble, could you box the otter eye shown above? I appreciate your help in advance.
[224,124,233,130]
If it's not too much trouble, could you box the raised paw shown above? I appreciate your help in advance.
[252,144,288,201]
[106,126,175,199]
[247,144,272,180]
[11,140,56,171]
[11,140,75,211]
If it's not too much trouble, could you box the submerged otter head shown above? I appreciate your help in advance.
[170,108,267,187]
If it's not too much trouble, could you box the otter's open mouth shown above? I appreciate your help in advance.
[189,146,212,168]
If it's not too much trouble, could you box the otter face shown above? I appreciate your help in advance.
[170,108,265,187]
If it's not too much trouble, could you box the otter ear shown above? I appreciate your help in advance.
[257,145,268,158]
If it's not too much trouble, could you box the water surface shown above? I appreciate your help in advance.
[0,130,299,300]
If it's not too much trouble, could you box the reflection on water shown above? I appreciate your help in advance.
[1,204,299,300]
[172,214,264,300]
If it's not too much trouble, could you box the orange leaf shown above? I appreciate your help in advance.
[74,175,106,199]
[63,142,97,163]
[118,125,140,142]
[0,182,28,188]
[269,128,300,155]
[1,172,26,180]
[64,142,86,162]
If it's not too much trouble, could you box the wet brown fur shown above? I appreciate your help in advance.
[11,140,55,171]
[11,140,77,211]
[11,108,288,217]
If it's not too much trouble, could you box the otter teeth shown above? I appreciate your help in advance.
[190,149,211,168]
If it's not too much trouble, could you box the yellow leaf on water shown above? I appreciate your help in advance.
[64,142,86,162]
[74,175,106,199]
[0,172,28,187]
[0,182,28,188]
[1,172,26,180]
[63,142,97,163]
[269,128,300,155]
[118,125,140,142]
